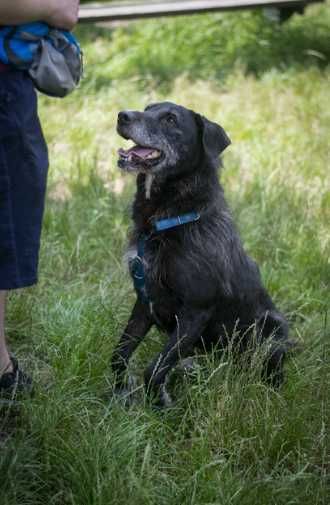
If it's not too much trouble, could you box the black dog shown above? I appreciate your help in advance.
[112,102,291,407]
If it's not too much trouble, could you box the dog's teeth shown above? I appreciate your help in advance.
[146,150,160,159]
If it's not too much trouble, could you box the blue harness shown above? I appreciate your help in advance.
[130,212,200,304]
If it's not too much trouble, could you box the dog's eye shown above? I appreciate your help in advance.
[162,113,177,126]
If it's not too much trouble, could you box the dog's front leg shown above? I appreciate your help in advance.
[112,300,153,390]
[144,307,211,407]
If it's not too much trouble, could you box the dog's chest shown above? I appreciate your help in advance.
[125,240,178,330]
[124,241,151,302]
[124,245,140,266]
[124,238,166,301]
[125,241,153,277]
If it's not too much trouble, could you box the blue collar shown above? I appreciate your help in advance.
[154,211,200,232]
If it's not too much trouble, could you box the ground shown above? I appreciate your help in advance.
[1,3,329,504]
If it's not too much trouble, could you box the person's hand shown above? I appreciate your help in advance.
[0,1,80,29]
[45,0,80,31]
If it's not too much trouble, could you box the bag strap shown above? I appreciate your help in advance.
[3,27,22,66]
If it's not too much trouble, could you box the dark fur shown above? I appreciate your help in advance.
[112,102,290,407]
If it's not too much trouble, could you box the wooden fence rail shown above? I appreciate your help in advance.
[78,0,321,23]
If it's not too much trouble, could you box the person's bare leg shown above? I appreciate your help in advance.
[0,291,12,376]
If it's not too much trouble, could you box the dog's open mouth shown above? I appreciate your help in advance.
[118,145,163,172]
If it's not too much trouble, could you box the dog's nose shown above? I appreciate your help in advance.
[118,111,134,125]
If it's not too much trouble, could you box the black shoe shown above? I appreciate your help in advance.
[0,356,32,404]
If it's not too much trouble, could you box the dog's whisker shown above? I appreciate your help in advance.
[145,173,154,199]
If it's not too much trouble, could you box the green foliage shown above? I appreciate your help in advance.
[76,3,330,90]
[1,4,329,505]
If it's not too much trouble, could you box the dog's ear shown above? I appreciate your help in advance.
[196,113,231,159]
[144,102,159,111]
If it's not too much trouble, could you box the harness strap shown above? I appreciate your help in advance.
[3,27,21,67]
[130,234,149,304]
[131,211,201,304]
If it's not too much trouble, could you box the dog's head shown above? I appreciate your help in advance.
[117,102,230,177]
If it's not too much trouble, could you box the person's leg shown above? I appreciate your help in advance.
[0,289,32,396]
[0,291,12,376]
[0,72,48,397]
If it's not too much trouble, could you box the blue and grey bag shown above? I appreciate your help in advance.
[0,22,83,98]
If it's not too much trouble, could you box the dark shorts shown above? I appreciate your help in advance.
[0,71,49,290]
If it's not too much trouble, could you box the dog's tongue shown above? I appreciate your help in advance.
[131,146,156,158]
[119,145,158,160]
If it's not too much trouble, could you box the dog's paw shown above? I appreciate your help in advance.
[113,386,131,400]
[176,357,197,374]
[113,375,140,406]
[152,385,174,410]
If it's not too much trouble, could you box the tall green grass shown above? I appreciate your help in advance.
[1,5,329,505]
